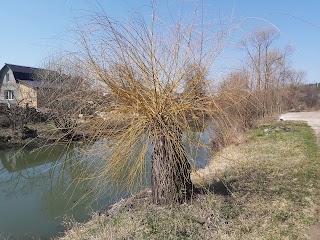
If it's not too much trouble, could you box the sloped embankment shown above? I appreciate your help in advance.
[57,122,320,240]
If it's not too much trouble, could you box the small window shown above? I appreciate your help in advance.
[4,90,14,100]
[5,73,9,82]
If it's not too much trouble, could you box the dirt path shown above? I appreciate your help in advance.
[280,111,320,240]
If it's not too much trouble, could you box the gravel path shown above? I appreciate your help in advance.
[280,111,320,145]
[279,111,320,240]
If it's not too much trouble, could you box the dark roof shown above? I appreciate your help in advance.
[6,63,43,81]
[2,64,75,90]
[18,80,60,89]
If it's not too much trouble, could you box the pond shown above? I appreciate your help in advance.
[0,130,213,239]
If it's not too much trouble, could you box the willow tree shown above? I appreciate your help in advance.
[55,5,238,205]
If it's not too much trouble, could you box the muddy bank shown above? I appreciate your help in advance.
[0,124,79,150]
[0,127,39,149]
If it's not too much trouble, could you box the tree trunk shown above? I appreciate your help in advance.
[151,126,193,204]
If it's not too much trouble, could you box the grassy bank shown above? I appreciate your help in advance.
[56,121,320,240]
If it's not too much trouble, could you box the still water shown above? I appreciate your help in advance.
[0,145,117,239]
[0,130,212,239]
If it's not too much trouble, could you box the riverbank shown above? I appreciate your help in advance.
[55,121,320,240]
[0,121,82,150]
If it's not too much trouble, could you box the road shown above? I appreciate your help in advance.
[280,111,320,145]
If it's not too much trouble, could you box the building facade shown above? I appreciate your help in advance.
[0,64,42,108]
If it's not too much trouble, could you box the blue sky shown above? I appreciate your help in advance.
[1,0,320,83]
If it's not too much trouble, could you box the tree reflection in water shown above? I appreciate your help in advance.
[0,144,106,239]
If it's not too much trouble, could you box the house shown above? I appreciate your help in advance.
[0,63,52,108]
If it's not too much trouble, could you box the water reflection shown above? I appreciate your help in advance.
[1,146,67,173]
[0,145,107,239]
[184,127,215,169]
[0,126,215,239]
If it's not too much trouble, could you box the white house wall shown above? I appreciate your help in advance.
[0,66,21,104]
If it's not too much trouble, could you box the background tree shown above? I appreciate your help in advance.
[0,103,28,138]
[36,59,100,141]
[240,27,280,92]
[183,64,208,100]
[218,70,261,132]
[240,27,304,115]
[0,99,40,142]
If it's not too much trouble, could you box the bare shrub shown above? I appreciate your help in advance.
[38,4,256,205]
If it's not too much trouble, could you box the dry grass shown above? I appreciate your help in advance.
[56,121,320,240]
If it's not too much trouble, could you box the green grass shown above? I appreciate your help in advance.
[56,121,320,240]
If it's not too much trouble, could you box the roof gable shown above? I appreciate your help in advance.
[0,63,75,90]
[5,63,42,81]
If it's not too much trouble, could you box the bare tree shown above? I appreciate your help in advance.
[46,4,242,205]
[35,59,100,141]
[240,27,280,92]
[219,70,261,129]
[183,64,208,100]
[240,27,304,115]
[0,97,41,142]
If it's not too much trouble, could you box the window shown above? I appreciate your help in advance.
[4,90,14,100]
[5,73,9,82]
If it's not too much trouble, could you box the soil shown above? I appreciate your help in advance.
[0,122,85,149]
[0,126,43,149]
[280,111,320,240]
